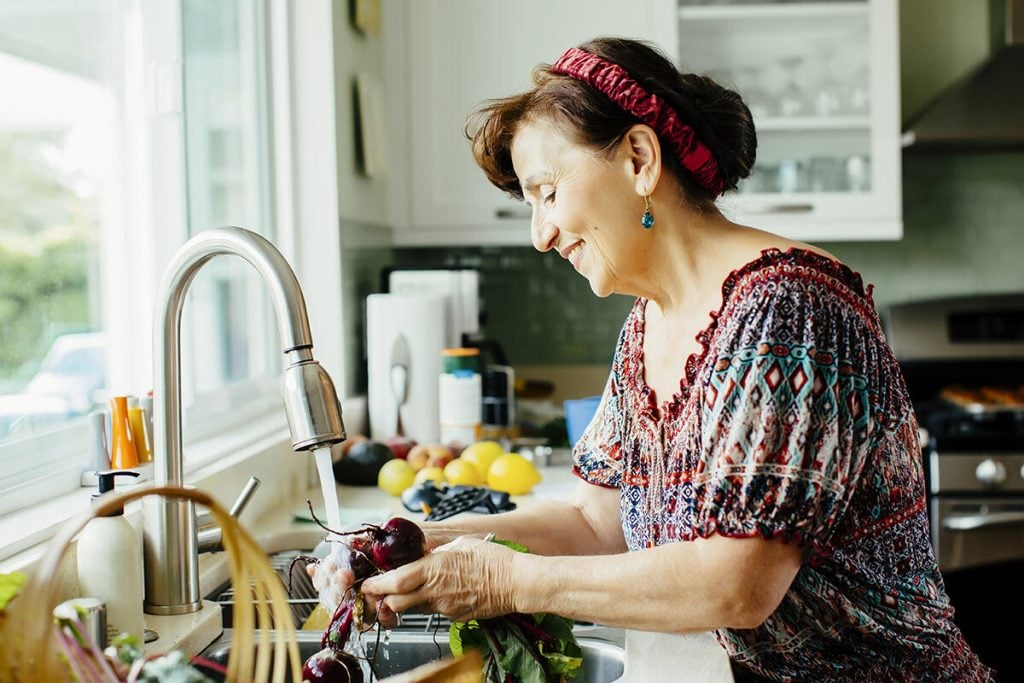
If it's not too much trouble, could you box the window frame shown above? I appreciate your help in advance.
[0,0,349,519]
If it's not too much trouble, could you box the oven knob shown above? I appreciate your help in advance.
[975,458,1007,487]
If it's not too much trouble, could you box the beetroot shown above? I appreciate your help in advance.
[322,602,355,651]
[368,518,426,571]
[344,536,376,581]
[305,516,428,676]
[302,647,363,682]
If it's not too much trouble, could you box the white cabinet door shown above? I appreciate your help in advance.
[386,0,675,246]
[672,0,902,240]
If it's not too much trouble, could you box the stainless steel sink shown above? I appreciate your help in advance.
[199,628,625,682]
[203,548,625,681]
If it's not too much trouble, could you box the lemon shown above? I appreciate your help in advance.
[444,458,483,486]
[459,441,505,478]
[377,458,416,496]
[487,453,542,495]
[414,466,446,487]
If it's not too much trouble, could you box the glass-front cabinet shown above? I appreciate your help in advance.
[383,0,901,245]
[673,0,901,239]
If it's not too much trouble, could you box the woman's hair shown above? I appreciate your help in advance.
[467,37,756,211]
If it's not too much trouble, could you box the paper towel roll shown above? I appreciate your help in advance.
[367,293,446,443]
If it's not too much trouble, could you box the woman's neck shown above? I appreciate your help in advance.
[629,208,750,319]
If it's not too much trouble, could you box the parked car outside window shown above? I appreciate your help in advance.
[0,332,105,439]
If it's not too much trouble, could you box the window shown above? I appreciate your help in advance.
[181,0,279,406]
[0,3,135,503]
[0,0,288,515]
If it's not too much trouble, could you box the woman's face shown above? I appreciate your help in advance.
[511,119,646,298]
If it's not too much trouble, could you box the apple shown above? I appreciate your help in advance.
[406,446,430,471]
[407,443,452,472]
[385,436,417,460]
[426,449,454,469]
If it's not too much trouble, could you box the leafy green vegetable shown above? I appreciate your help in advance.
[111,632,144,666]
[449,540,583,682]
[539,645,584,676]
[137,650,214,682]
[0,571,26,612]
[492,538,530,554]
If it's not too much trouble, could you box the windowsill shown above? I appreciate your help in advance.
[0,409,298,571]
[0,393,367,571]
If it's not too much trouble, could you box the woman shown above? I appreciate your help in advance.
[325,37,992,681]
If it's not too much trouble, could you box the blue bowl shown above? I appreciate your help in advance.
[563,396,602,448]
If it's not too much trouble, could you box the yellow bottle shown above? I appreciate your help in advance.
[108,396,139,469]
[128,400,151,464]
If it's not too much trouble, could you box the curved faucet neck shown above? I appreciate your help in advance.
[152,226,312,486]
[144,226,345,616]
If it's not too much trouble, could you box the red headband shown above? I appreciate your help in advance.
[550,47,724,198]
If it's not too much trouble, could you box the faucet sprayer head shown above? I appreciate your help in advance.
[282,354,347,450]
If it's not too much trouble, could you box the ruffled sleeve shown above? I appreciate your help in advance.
[694,276,874,546]
[571,372,624,488]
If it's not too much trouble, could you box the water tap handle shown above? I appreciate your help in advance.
[228,476,261,517]
[196,476,261,553]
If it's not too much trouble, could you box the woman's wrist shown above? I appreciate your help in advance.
[509,550,544,615]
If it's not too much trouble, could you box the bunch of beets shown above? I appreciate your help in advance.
[301,517,427,682]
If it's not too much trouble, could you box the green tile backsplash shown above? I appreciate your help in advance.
[826,153,1024,311]
[383,245,634,368]
[344,152,1023,391]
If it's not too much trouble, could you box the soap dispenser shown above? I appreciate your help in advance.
[77,470,144,645]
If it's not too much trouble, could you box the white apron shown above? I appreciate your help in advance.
[617,630,734,682]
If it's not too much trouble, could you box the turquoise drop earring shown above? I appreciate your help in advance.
[641,194,654,229]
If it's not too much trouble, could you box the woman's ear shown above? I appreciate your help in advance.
[623,124,661,195]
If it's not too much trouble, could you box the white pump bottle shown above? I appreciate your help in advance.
[76,470,145,645]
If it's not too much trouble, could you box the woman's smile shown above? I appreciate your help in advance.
[561,239,585,270]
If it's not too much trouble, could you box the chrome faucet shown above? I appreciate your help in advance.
[143,226,347,615]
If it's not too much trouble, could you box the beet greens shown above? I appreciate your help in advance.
[448,540,583,683]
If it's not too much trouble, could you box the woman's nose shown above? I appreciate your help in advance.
[531,212,558,253]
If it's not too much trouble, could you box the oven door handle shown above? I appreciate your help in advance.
[942,511,1024,531]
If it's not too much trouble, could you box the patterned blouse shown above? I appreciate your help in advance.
[572,248,992,681]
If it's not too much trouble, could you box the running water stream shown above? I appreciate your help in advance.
[314,446,342,534]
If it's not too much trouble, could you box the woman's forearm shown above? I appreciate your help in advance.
[510,535,802,633]
[425,500,609,556]
[424,480,626,557]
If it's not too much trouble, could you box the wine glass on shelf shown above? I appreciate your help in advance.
[733,65,771,121]
[776,55,811,118]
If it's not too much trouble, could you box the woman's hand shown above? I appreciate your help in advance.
[361,536,519,622]
[307,550,353,614]
[306,526,494,628]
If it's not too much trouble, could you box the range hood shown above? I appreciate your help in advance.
[902,0,1024,149]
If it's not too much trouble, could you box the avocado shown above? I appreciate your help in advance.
[333,440,394,486]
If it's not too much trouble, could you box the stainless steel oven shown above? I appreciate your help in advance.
[885,294,1024,681]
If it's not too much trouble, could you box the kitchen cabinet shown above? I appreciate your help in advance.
[383,0,900,246]
[670,0,903,240]
[382,0,675,246]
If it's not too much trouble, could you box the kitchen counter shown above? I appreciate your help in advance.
[331,459,581,514]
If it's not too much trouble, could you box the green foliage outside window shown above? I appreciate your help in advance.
[0,133,95,390]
